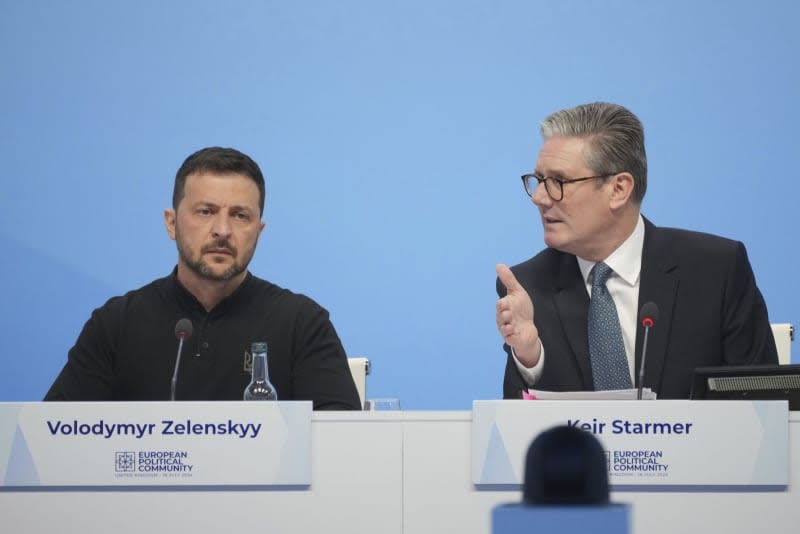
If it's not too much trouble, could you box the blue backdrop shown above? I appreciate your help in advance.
[1,1,797,408]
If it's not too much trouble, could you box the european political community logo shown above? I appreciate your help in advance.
[114,450,194,476]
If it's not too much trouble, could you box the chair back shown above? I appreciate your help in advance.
[347,357,370,409]
[771,323,794,365]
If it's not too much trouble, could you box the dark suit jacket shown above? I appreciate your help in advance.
[499,218,778,399]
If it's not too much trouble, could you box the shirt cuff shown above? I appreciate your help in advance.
[512,341,545,387]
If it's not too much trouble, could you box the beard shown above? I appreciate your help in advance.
[176,235,253,282]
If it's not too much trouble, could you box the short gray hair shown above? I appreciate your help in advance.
[540,102,647,204]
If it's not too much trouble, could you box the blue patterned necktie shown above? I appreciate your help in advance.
[588,262,633,390]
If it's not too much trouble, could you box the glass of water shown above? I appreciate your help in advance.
[364,398,401,411]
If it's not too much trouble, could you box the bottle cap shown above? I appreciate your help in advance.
[251,341,268,353]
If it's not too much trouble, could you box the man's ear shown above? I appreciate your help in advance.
[164,209,177,240]
[609,172,635,209]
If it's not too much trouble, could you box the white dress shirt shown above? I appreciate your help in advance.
[514,215,645,386]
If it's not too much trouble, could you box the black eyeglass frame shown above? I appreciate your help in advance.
[520,173,618,201]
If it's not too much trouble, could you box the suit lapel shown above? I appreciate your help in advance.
[553,253,593,387]
[636,220,679,394]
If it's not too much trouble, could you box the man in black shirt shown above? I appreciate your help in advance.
[46,147,360,410]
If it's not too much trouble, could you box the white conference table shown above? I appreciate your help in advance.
[2,409,798,534]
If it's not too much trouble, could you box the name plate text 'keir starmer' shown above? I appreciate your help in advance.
[0,401,311,489]
[471,400,788,489]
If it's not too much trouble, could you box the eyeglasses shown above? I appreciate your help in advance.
[521,173,616,201]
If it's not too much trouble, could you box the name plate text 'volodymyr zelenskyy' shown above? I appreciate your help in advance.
[45,418,263,439]
[0,401,311,488]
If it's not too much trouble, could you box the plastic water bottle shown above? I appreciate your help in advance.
[244,342,277,400]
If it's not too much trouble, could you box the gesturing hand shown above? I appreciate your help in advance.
[496,264,541,368]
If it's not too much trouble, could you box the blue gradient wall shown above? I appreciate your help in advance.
[1,1,797,408]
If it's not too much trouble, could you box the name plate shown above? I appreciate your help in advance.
[0,401,312,489]
[472,400,788,488]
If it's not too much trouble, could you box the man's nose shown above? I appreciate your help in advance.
[532,180,552,207]
[211,214,232,237]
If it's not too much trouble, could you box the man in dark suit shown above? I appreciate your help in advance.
[495,102,777,399]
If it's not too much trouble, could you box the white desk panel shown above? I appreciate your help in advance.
[2,409,797,534]
[401,411,799,534]
[2,413,404,534]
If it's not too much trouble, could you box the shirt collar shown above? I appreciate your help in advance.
[167,267,255,316]
[576,215,644,286]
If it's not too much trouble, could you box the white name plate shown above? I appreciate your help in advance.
[472,400,788,487]
[0,401,312,488]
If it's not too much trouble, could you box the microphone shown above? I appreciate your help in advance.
[637,302,658,400]
[170,318,193,401]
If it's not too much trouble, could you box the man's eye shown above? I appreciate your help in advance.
[197,208,212,216]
